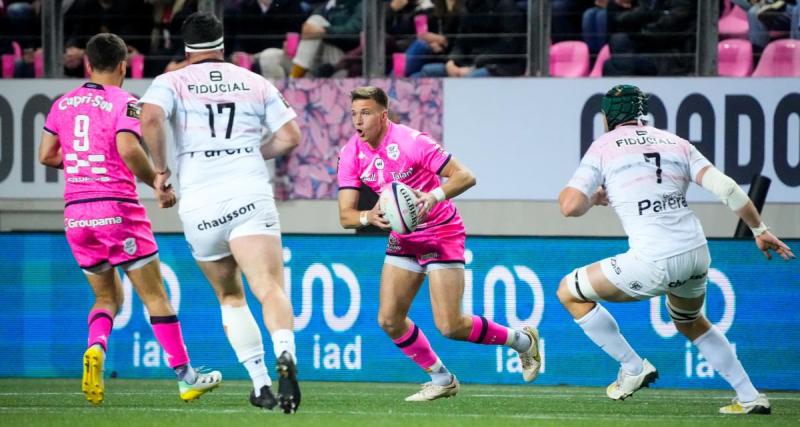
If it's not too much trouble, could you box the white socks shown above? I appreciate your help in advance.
[272,329,297,363]
[427,358,453,386]
[693,326,759,403]
[506,329,532,353]
[221,305,270,392]
[576,304,644,376]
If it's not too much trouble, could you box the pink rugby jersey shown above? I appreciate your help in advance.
[44,82,141,204]
[337,121,457,229]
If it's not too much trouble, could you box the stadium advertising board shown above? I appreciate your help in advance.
[2,233,797,390]
[0,79,797,202]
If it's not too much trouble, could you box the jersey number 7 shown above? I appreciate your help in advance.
[643,153,662,184]
[205,102,235,139]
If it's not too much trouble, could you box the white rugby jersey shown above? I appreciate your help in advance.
[567,125,712,260]
[139,59,297,212]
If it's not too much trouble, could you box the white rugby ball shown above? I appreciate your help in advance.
[379,182,419,234]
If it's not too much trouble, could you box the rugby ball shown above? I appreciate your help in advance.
[379,182,419,234]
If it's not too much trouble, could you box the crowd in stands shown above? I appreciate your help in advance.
[0,0,798,78]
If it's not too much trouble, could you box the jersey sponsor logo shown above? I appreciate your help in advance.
[65,216,123,229]
[390,167,414,181]
[58,94,114,112]
[637,191,688,215]
[360,173,377,183]
[188,147,255,158]
[126,103,141,119]
[614,136,676,148]
[386,234,401,252]
[66,176,111,183]
[387,144,400,160]
[187,82,251,95]
[420,251,439,261]
[197,202,256,231]
[374,159,384,170]
[123,237,137,255]
[629,281,643,291]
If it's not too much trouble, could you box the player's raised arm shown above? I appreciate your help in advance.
[695,165,794,261]
[38,131,63,169]
[261,119,301,160]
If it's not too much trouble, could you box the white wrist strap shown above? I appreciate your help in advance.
[431,187,446,202]
[751,222,769,237]
[359,211,369,227]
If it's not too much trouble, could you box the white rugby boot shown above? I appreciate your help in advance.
[719,394,771,415]
[405,376,460,402]
[518,326,542,382]
[606,359,658,400]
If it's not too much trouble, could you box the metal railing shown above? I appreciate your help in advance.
[30,0,718,78]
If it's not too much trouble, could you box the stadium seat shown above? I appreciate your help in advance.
[392,53,406,77]
[34,50,43,78]
[719,5,748,39]
[130,54,144,79]
[550,41,590,77]
[718,39,753,77]
[2,41,22,78]
[589,44,610,77]
[752,39,800,76]
[231,51,253,70]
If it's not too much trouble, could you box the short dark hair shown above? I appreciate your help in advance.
[182,11,224,51]
[350,86,389,109]
[86,33,128,73]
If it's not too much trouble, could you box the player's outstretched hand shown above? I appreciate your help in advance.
[412,189,437,221]
[755,231,795,261]
[591,186,608,206]
[369,200,391,230]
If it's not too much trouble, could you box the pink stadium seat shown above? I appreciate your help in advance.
[2,41,23,78]
[231,51,253,70]
[589,44,610,77]
[718,39,753,77]
[34,50,43,78]
[719,5,748,39]
[549,41,590,77]
[752,39,800,76]
[130,54,144,78]
[392,53,406,77]
[1,55,14,78]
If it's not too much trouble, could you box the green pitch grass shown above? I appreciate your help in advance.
[1,379,798,426]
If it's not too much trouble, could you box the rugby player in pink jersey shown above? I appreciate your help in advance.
[558,84,794,414]
[337,86,542,401]
[38,33,221,406]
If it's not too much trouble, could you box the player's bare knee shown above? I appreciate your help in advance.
[377,313,404,335]
[434,317,469,340]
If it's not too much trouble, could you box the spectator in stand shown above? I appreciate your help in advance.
[603,0,697,76]
[289,0,363,78]
[582,0,609,54]
[415,0,525,78]
[552,0,595,43]
[405,0,465,76]
[228,0,309,79]
[732,0,797,52]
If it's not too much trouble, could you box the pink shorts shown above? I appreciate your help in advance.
[385,212,466,266]
[64,199,158,269]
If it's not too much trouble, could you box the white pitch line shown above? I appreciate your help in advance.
[0,406,766,421]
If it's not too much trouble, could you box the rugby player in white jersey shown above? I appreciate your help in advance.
[558,85,794,415]
[138,11,303,414]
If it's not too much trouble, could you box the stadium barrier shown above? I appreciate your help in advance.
[2,233,797,390]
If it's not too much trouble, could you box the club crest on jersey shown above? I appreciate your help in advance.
[126,103,141,120]
[387,144,400,160]
[374,158,384,170]
[123,238,137,255]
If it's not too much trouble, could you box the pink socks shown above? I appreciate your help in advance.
[87,308,114,351]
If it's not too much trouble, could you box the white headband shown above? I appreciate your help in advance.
[185,37,224,53]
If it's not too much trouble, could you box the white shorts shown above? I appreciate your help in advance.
[384,255,465,274]
[180,196,280,261]
[597,244,711,299]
